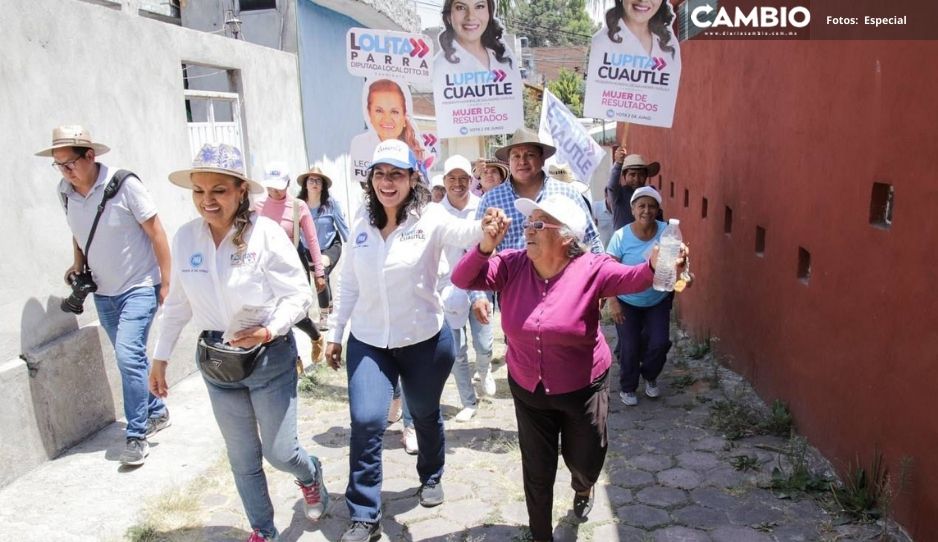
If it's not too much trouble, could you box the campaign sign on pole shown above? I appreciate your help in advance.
[538,89,606,183]
[346,28,437,185]
[431,11,522,138]
[346,28,433,83]
[583,2,682,128]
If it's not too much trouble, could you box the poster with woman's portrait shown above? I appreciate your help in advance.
[345,28,438,184]
[584,0,682,128]
[431,0,523,138]
[349,78,439,185]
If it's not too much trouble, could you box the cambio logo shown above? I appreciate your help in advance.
[691,5,811,28]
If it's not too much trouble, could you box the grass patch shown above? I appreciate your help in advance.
[730,454,760,472]
[707,399,763,440]
[671,374,697,391]
[761,399,794,437]
[770,436,828,496]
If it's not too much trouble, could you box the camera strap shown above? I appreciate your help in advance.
[80,169,136,269]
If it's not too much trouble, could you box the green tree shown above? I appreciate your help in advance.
[511,0,596,47]
[523,87,542,130]
[547,68,585,117]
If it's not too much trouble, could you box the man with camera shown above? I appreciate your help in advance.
[36,125,172,466]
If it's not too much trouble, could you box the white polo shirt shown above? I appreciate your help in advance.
[328,203,482,348]
[58,164,160,296]
[153,214,312,361]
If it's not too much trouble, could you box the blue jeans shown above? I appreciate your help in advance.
[450,308,494,408]
[202,333,317,539]
[392,380,414,428]
[345,327,455,522]
[94,285,166,439]
[614,294,674,393]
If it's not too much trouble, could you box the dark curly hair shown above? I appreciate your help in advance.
[297,178,332,208]
[440,0,513,68]
[605,0,676,59]
[362,168,430,229]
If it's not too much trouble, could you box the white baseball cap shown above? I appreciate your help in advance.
[630,186,662,205]
[431,174,445,189]
[370,139,416,170]
[262,161,291,190]
[443,155,473,178]
[515,194,588,242]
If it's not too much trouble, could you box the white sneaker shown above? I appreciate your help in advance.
[454,406,477,422]
[644,380,660,398]
[402,426,418,455]
[481,370,496,396]
[619,391,638,406]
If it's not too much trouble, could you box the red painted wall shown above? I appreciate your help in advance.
[628,40,938,536]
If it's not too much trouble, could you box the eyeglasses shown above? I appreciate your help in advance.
[306,177,323,185]
[52,156,84,172]
[522,220,562,231]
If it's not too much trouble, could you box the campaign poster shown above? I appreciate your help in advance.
[431,0,523,138]
[583,0,682,128]
[538,89,607,184]
[346,28,438,184]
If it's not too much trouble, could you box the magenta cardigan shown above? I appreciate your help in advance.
[452,247,653,395]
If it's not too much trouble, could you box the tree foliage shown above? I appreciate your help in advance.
[546,68,585,117]
[511,0,596,47]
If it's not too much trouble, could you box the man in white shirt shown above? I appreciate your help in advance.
[36,125,172,466]
[438,156,497,423]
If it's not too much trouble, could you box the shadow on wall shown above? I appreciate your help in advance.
[20,296,116,459]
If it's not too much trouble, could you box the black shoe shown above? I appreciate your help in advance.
[340,521,381,542]
[417,480,444,507]
[573,487,594,521]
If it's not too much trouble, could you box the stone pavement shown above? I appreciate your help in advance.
[0,318,907,542]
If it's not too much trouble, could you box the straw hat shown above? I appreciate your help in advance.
[622,154,661,177]
[35,125,110,157]
[296,166,333,189]
[482,159,509,179]
[494,127,556,162]
[547,164,575,182]
[168,143,263,194]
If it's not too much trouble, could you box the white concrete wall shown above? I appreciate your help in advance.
[0,0,307,486]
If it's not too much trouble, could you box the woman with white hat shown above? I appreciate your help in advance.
[452,194,687,542]
[324,139,503,542]
[255,162,327,363]
[605,186,680,406]
[149,143,329,542]
[296,166,350,330]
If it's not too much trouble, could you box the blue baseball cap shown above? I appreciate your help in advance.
[370,139,417,170]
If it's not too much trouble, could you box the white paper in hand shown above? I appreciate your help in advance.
[223,305,274,343]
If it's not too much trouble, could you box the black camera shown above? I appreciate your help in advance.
[61,270,98,314]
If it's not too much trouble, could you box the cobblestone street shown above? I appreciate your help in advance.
[111,319,904,542]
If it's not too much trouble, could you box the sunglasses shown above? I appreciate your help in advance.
[522,220,562,231]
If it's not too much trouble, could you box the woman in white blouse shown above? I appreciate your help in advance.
[148,144,327,542]
[324,140,500,542]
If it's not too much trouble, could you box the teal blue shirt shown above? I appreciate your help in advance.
[606,220,669,307]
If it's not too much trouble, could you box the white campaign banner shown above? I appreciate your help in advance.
[430,10,522,138]
[583,2,682,128]
[538,89,606,183]
[346,28,432,83]
[345,28,438,185]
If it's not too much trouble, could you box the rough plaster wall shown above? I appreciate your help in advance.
[0,0,307,485]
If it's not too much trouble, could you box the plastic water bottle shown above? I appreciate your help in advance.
[653,219,683,292]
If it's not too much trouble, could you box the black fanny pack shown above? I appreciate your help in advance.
[197,331,267,383]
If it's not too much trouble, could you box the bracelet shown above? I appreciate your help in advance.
[477,244,494,257]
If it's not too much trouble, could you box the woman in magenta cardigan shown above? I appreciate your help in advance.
[452,194,686,542]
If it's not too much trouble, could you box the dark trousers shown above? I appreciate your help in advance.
[509,370,610,541]
[344,327,455,522]
[317,240,342,309]
[614,294,673,393]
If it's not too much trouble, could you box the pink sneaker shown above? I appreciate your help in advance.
[247,530,274,542]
